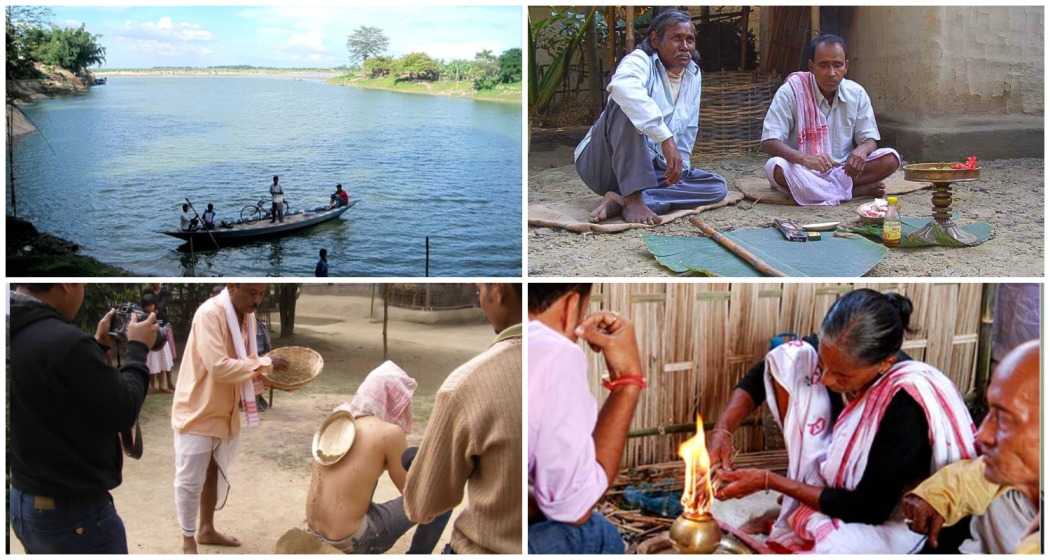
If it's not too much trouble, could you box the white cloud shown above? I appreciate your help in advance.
[111,17,215,61]
[119,17,213,43]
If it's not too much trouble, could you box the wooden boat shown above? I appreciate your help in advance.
[159,202,354,248]
[94,77,107,85]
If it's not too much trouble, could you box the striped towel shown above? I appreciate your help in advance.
[218,287,263,428]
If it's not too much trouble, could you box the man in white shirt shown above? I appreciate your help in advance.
[574,10,727,225]
[270,175,285,223]
[760,34,901,206]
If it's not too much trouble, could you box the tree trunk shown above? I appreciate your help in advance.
[278,284,300,338]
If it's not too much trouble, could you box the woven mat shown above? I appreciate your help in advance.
[735,170,928,205]
[528,165,743,234]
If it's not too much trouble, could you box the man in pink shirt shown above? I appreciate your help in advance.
[527,284,646,553]
[171,284,288,554]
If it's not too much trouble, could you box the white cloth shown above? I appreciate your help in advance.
[146,340,174,374]
[763,341,976,553]
[270,183,284,205]
[764,147,901,206]
[575,49,702,169]
[173,431,240,537]
[345,360,417,434]
[762,78,881,163]
[217,287,262,428]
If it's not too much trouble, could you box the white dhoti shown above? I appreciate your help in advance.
[764,147,901,206]
[173,431,240,537]
[763,341,976,553]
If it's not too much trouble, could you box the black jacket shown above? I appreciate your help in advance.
[9,292,149,499]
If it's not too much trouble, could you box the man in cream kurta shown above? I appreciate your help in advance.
[171,284,286,554]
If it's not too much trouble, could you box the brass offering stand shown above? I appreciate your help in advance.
[902,163,983,247]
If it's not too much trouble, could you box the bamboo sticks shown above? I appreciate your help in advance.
[689,217,787,277]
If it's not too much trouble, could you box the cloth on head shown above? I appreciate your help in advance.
[218,287,263,428]
[346,361,417,433]
[763,341,976,553]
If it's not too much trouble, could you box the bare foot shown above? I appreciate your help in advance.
[853,181,887,199]
[196,528,242,547]
[740,508,780,535]
[622,192,659,225]
[589,192,623,223]
[182,536,198,554]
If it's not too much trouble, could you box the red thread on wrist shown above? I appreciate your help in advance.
[602,375,647,391]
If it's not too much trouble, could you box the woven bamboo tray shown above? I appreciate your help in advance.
[262,346,323,391]
[693,71,780,160]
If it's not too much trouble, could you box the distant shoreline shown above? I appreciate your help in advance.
[328,75,522,104]
[95,68,341,80]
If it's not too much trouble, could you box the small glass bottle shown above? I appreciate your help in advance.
[883,196,901,247]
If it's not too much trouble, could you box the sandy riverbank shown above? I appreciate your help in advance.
[528,132,1044,277]
[9,293,497,554]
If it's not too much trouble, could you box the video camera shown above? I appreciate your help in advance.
[108,303,170,351]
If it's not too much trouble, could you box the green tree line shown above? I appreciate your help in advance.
[6,7,106,79]
[347,26,520,91]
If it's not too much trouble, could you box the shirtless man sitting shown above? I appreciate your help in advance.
[306,361,450,554]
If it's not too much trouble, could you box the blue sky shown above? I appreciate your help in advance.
[47,5,522,68]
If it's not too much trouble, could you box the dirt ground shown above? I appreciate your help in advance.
[11,294,495,554]
[528,133,1045,277]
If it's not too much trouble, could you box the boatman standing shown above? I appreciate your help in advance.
[270,176,285,223]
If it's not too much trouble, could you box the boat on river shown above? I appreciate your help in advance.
[159,201,355,249]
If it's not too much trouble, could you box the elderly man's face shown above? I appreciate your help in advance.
[228,283,268,317]
[652,22,695,72]
[808,42,847,96]
[976,341,1039,498]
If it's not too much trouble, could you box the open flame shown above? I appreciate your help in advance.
[678,413,713,518]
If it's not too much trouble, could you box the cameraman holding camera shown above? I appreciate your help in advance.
[9,283,159,554]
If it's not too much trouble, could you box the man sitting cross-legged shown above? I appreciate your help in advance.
[761,33,901,206]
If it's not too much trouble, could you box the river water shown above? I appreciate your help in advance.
[8,76,522,276]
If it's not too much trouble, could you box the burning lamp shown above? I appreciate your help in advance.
[669,414,723,554]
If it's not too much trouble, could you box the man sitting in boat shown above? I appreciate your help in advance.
[202,204,217,230]
[760,34,901,206]
[181,204,200,231]
[329,184,350,209]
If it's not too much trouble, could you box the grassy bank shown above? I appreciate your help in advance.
[328,75,521,103]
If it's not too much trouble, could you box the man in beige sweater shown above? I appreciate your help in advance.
[404,283,523,553]
[171,284,287,554]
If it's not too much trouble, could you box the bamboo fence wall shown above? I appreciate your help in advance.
[583,282,987,468]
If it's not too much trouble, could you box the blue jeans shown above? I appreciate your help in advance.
[528,512,625,554]
[9,486,128,554]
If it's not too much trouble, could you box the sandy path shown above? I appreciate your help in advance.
[11,294,494,554]
[528,140,1044,277]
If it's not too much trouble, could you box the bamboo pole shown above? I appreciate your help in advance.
[605,7,616,71]
[810,6,820,38]
[973,283,998,405]
[739,7,750,69]
[689,217,786,277]
[625,7,636,52]
[382,284,389,360]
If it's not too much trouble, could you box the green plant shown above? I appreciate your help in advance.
[396,52,440,81]
[363,55,394,78]
[29,25,105,74]
[528,7,595,115]
[498,48,522,83]
[346,25,389,65]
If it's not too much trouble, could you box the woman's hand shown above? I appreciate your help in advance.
[707,429,736,472]
[715,468,770,500]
